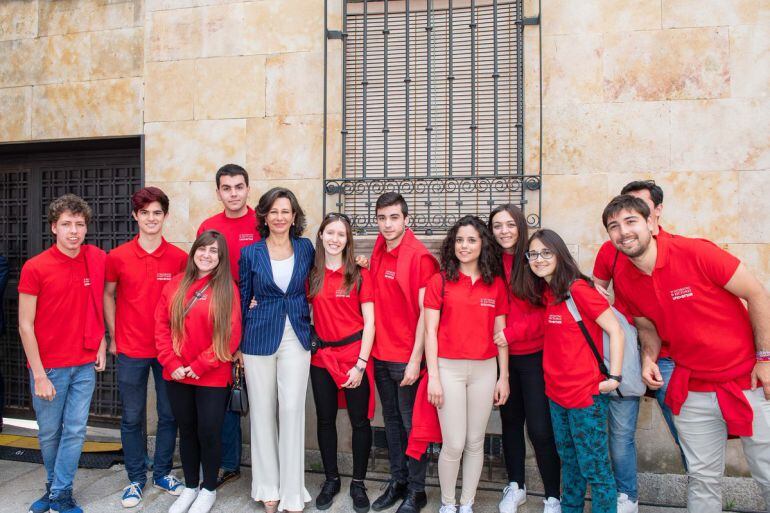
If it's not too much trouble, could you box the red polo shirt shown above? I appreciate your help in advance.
[106,237,187,358]
[310,267,374,348]
[18,245,101,368]
[542,280,610,409]
[372,244,438,362]
[502,252,545,355]
[424,273,508,360]
[197,207,260,282]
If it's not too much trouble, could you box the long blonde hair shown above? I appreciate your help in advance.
[169,230,234,362]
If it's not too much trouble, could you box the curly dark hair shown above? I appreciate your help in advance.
[440,215,502,285]
[47,194,92,225]
[256,187,306,239]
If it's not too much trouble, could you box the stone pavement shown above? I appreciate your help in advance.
[0,459,690,513]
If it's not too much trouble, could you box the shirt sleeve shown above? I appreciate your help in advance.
[495,278,509,317]
[418,254,439,288]
[105,252,119,282]
[358,268,375,304]
[592,241,616,282]
[571,280,610,323]
[422,273,444,311]
[692,238,741,287]
[17,261,40,296]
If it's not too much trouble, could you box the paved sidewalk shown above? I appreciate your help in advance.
[0,459,691,513]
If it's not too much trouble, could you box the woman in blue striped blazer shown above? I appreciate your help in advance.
[240,187,315,513]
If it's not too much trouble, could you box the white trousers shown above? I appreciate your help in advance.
[244,328,312,512]
[674,388,770,513]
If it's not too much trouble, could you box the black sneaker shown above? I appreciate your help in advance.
[372,480,407,511]
[216,469,241,489]
[316,477,341,510]
[395,490,427,513]
[350,480,370,513]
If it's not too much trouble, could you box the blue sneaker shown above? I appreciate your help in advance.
[50,490,82,513]
[154,474,184,496]
[28,482,51,513]
[121,482,144,508]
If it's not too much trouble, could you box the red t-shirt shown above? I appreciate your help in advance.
[310,267,374,353]
[619,234,754,376]
[542,279,610,409]
[502,252,545,355]
[105,237,187,358]
[197,207,260,282]
[18,245,102,368]
[154,274,242,387]
[593,227,672,358]
[372,244,437,362]
[424,273,508,360]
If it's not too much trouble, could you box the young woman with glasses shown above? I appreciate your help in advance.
[523,229,624,513]
[308,212,375,513]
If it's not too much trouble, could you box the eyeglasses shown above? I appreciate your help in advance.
[324,212,351,224]
[525,249,555,261]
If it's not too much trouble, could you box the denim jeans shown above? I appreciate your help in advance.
[30,364,96,497]
[220,410,242,472]
[117,354,177,485]
[373,358,428,493]
[656,356,687,469]
[550,396,616,513]
[608,395,640,501]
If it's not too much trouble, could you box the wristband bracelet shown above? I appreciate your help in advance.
[757,356,770,363]
[757,350,770,358]
[357,356,368,364]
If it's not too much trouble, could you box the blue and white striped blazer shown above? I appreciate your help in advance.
[238,237,315,355]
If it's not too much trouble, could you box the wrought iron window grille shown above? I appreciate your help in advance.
[323,0,540,235]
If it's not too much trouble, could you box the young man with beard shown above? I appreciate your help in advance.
[369,193,439,513]
[19,194,108,513]
[196,163,261,487]
[104,187,188,507]
[602,194,770,513]
[592,181,684,513]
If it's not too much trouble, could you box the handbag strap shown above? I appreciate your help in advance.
[183,282,211,317]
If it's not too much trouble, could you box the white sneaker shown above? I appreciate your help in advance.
[169,487,198,513]
[499,483,526,513]
[617,493,639,513]
[542,496,562,513]
[439,504,457,513]
[188,488,216,513]
[459,500,474,513]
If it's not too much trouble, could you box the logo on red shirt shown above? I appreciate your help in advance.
[83,278,91,287]
[384,270,396,280]
[335,289,351,298]
[239,234,254,242]
[670,286,693,301]
[547,314,562,324]
[157,273,173,281]
[480,298,496,308]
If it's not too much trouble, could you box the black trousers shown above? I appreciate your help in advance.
[498,351,561,499]
[165,380,229,491]
[310,365,372,481]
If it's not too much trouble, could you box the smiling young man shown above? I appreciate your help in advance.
[602,194,770,513]
[104,187,187,507]
[196,163,260,487]
[369,192,439,513]
[18,194,108,513]
[592,180,682,513]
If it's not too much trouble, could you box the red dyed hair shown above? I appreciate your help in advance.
[131,187,170,214]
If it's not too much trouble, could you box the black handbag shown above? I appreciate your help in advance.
[228,363,249,416]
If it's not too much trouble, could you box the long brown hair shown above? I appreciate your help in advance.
[488,204,529,299]
[523,229,593,307]
[169,230,234,362]
[308,213,361,298]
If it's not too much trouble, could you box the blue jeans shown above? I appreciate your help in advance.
[117,354,177,485]
[656,356,687,470]
[220,410,242,472]
[608,396,640,501]
[550,396,616,513]
[30,364,96,497]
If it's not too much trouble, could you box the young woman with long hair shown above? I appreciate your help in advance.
[308,213,375,513]
[155,230,241,513]
[423,215,510,513]
[488,205,561,513]
[524,229,623,513]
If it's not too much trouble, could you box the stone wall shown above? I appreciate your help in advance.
[1,0,768,478]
